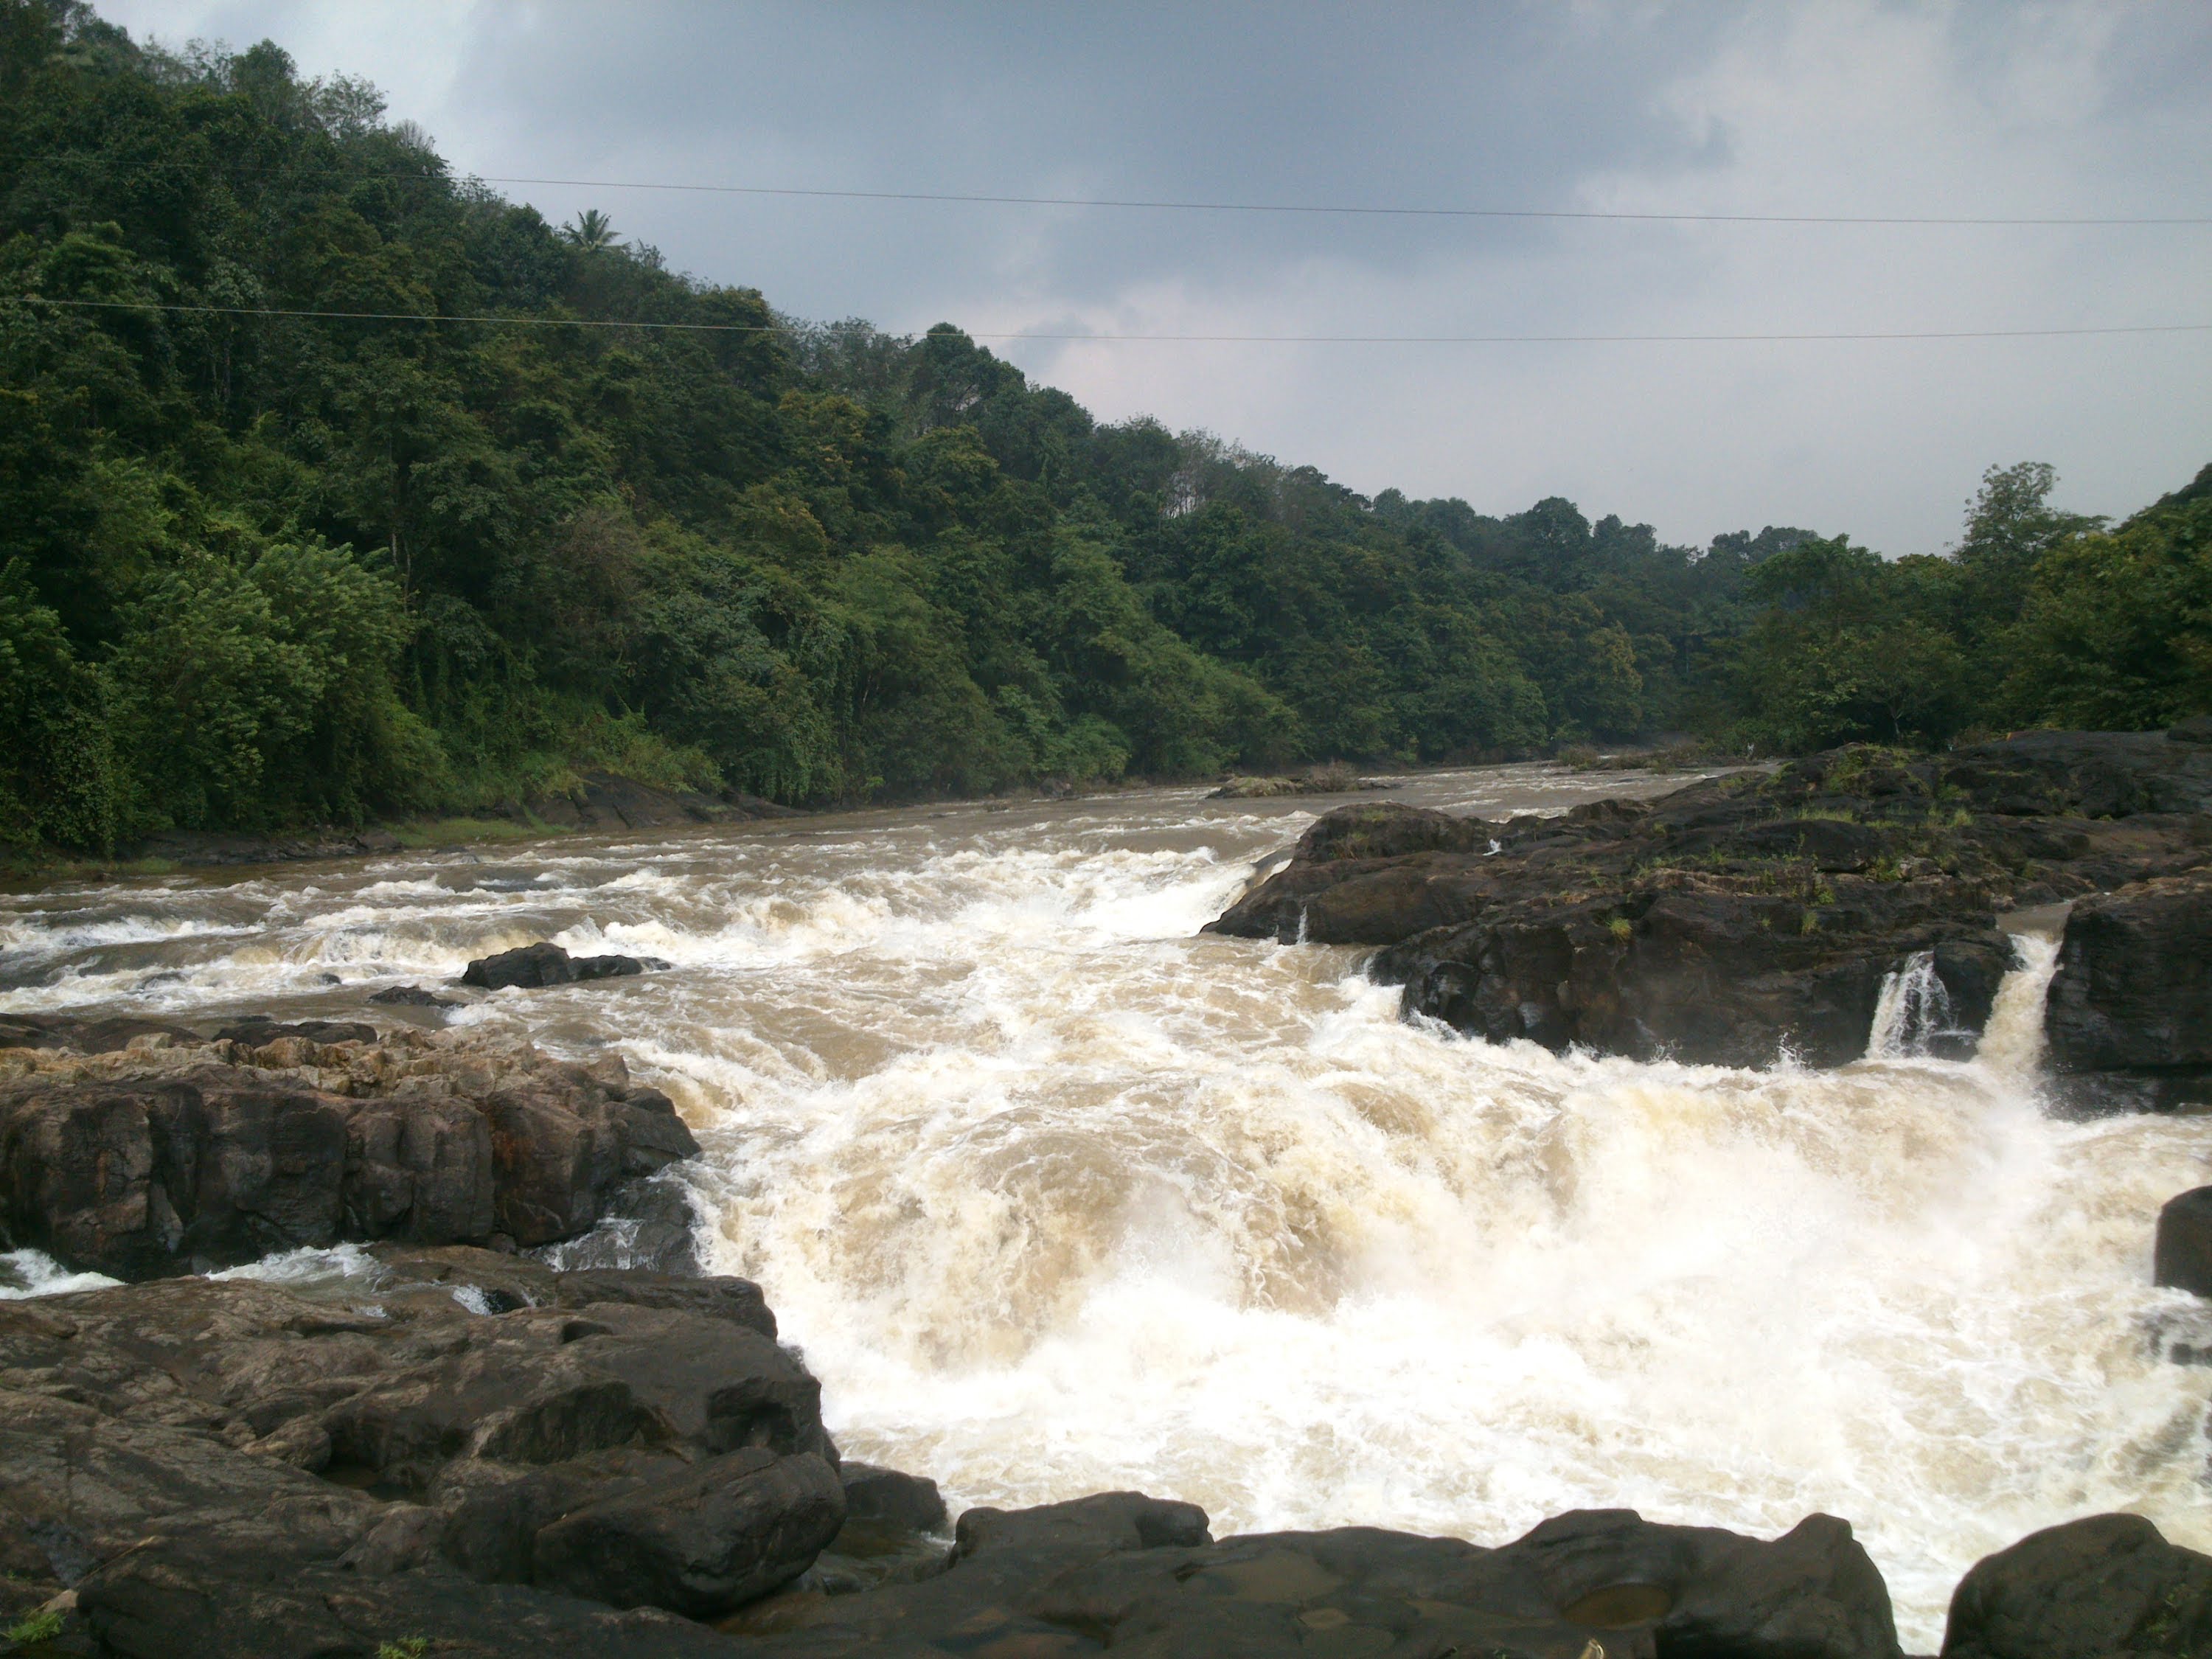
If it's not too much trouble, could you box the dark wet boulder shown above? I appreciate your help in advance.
[2045,869,2212,1113]
[735,1499,1900,1658]
[368,1242,774,1335]
[463,940,585,988]
[0,1012,201,1053]
[1941,1513,2212,1657]
[1378,888,2012,1070]
[840,1462,949,1534]
[0,1030,700,1278]
[0,1068,354,1279]
[2155,1187,2212,1295]
[1214,734,2212,1073]
[212,1015,378,1046]
[83,1543,740,1659]
[368,984,463,1008]
[954,1489,1211,1562]
[10,1266,840,1654]
[533,1447,845,1615]
[1940,729,2212,820]
[1296,801,1498,863]
[462,940,670,990]
[1505,1508,1900,1659]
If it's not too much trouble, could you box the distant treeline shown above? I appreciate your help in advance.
[2,1,2207,849]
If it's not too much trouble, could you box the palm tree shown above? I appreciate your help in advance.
[563,209,621,252]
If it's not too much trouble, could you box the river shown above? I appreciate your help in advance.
[4,762,2210,1645]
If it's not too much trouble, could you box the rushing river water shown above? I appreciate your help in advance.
[6,762,2212,1644]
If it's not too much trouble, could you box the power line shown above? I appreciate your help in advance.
[451,175,2212,229]
[23,154,2212,228]
[15,296,2212,346]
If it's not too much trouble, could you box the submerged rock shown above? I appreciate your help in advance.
[369,984,464,1009]
[2155,1187,2212,1297]
[0,1025,700,1279]
[1210,734,2212,1073]
[1207,765,1395,800]
[462,940,673,990]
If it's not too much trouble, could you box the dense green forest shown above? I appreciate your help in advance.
[1,1,2206,850]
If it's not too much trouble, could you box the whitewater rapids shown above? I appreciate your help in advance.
[4,763,2211,1646]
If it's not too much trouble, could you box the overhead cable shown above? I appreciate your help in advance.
[21,154,2211,227]
[15,296,2212,345]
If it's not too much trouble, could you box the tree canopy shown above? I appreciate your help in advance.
[0,0,2203,850]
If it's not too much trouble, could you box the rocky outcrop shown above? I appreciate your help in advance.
[1941,1513,2212,1657]
[522,770,801,832]
[2045,868,2212,1112]
[731,1494,1901,1658]
[0,1256,859,1652]
[133,826,406,866]
[2154,1187,2212,1296]
[1211,732,2212,1072]
[1208,765,1395,800]
[462,939,672,990]
[0,1024,700,1279]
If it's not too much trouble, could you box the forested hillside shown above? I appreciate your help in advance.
[1,1,2205,849]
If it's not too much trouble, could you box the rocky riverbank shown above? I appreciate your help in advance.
[0,1018,702,1281]
[0,1251,2205,1658]
[1209,728,2212,1101]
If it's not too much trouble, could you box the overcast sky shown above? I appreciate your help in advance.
[102,0,2212,553]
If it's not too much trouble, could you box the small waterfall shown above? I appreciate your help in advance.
[1868,950,1969,1058]
[1974,932,2062,1082]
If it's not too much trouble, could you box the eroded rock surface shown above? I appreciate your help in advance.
[0,1023,700,1278]
[0,1258,849,1655]
[732,1495,1902,1659]
[2044,867,2212,1112]
[1210,731,2212,1073]
[462,939,673,990]
[1941,1513,2212,1658]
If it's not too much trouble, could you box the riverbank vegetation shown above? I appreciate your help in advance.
[2,1,2206,850]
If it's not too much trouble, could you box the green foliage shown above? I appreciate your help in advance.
[373,1640,429,1659]
[1997,490,2212,731]
[1719,465,2208,752]
[1724,537,1969,751]
[0,559,121,849]
[0,7,2200,852]
[105,535,438,830]
[2,1608,60,1648]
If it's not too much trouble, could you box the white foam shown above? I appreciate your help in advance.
[0,1248,123,1298]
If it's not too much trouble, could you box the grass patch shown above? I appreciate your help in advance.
[5,1608,63,1646]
